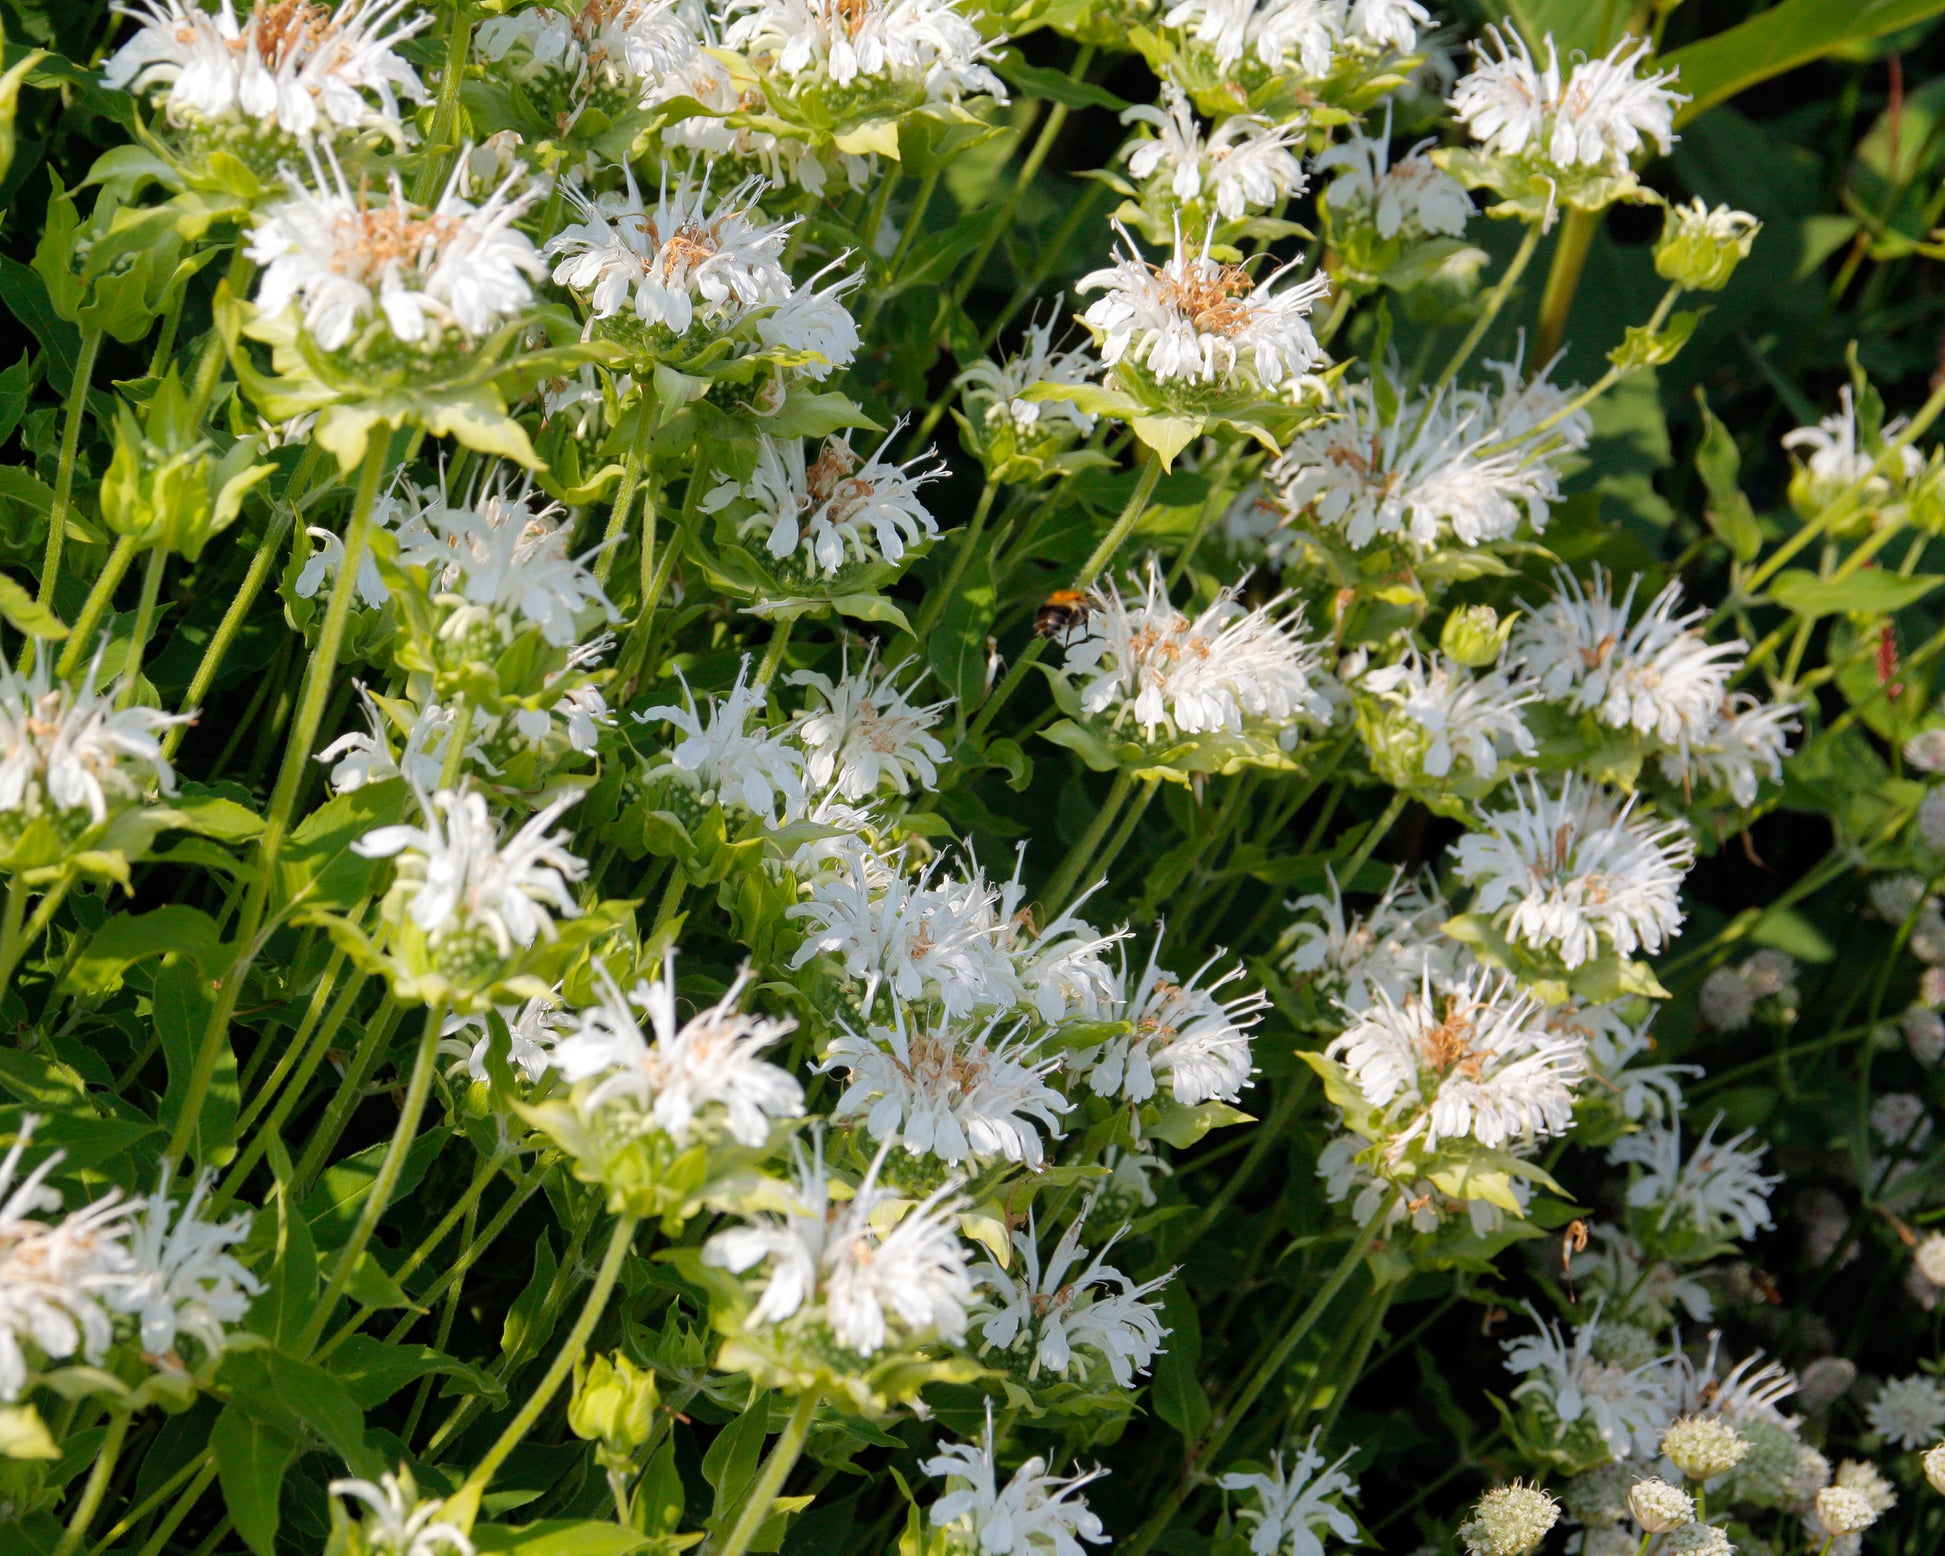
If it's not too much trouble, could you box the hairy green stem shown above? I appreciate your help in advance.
[116,546,168,709]
[33,327,105,643]
[1534,207,1599,363]
[1043,768,1135,916]
[164,504,296,757]
[57,536,137,677]
[52,1410,128,1556]
[1427,223,1542,403]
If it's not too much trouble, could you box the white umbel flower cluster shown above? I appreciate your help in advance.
[0,653,186,828]
[639,659,809,824]
[1271,357,1590,550]
[1061,561,1331,748]
[1083,935,1266,1106]
[1357,649,1539,782]
[1079,223,1331,397]
[247,151,545,352]
[1608,1114,1780,1242]
[1450,28,1685,177]
[702,1139,976,1355]
[924,1407,1108,1556]
[788,654,949,800]
[103,0,429,144]
[1317,121,1473,241]
[956,306,1103,444]
[1451,775,1694,970]
[1502,1308,1674,1460]
[474,0,699,110]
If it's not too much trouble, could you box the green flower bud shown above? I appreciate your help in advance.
[101,370,272,560]
[568,1351,660,1468]
[1439,604,1516,668]
[1654,199,1760,293]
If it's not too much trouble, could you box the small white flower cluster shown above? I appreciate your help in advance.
[0,1122,258,1401]
[1317,119,1473,246]
[1271,355,1591,551]
[1118,85,1308,225]
[1161,0,1431,77]
[0,653,187,831]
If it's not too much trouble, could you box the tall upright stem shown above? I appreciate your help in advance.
[1427,223,1542,402]
[165,505,294,755]
[57,536,137,678]
[166,433,391,1162]
[1534,207,1599,363]
[33,327,104,634]
[117,546,168,709]
[454,1211,639,1510]
[714,1390,820,1556]
[299,1002,446,1352]
[53,1410,129,1556]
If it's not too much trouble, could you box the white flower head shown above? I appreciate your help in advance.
[473,0,702,113]
[1159,0,1368,77]
[1079,221,1331,397]
[1608,1114,1779,1242]
[114,1167,261,1365]
[788,651,949,799]
[1119,85,1307,223]
[1328,966,1587,1154]
[1217,1431,1361,1556]
[1867,1375,1945,1450]
[247,145,545,352]
[957,302,1102,444]
[1271,356,1590,551]
[104,0,430,145]
[0,651,187,826]
[1281,868,1461,1016]
[1659,693,1798,807]
[0,1118,136,1402]
[976,1215,1172,1387]
[995,864,1126,1025]
[638,658,808,823]
[1063,559,1331,748]
[788,846,1017,1021]
[1513,567,1745,752]
[1450,28,1684,177]
[551,957,801,1146]
[709,429,946,579]
[1451,775,1694,970]
[441,993,569,1084]
[548,167,794,337]
[1783,384,1927,512]
[703,1136,977,1355]
[1358,649,1539,782]
[318,686,474,795]
[394,474,618,650]
[1086,933,1266,1106]
[724,0,1006,102]
[822,1006,1069,1167]
[352,786,586,957]
[1502,1305,1674,1459]
[924,1405,1108,1555]
[1316,119,1471,241]
[329,1468,474,1556]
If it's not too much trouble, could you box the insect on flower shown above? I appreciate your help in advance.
[1034,589,1092,641]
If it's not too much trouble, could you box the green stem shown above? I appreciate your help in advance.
[1338,791,1410,886]
[34,328,105,629]
[754,616,795,688]
[0,875,29,993]
[914,480,997,639]
[132,1458,217,1556]
[714,1390,820,1556]
[85,1448,208,1556]
[167,432,390,1162]
[117,546,168,709]
[1090,776,1158,896]
[53,1410,129,1556]
[1042,769,1134,916]
[1534,207,1599,363]
[1122,1201,1392,1556]
[414,0,475,206]
[1428,223,1542,401]
[299,1001,447,1353]
[453,1211,639,1511]
[596,408,655,588]
[56,536,138,678]
[164,504,295,758]
[293,994,402,1194]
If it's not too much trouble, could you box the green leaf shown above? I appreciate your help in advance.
[325,1336,508,1411]
[1767,569,1942,618]
[1666,0,1945,124]
[470,1523,654,1556]
[154,959,236,1165]
[0,254,79,388]
[703,1402,770,1527]
[265,1353,381,1477]
[995,56,1130,112]
[894,214,990,292]
[927,550,996,707]
[0,572,66,639]
[1146,1100,1254,1149]
[1606,310,1702,372]
[0,352,33,446]
[1128,414,1206,470]
[1692,388,1761,562]
[63,906,224,994]
[1148,1281,1209,1442]
[0,1403,59,1460]
[303,1129,447,1245]
[210,1405,296,1556]
[279,779,410,915]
